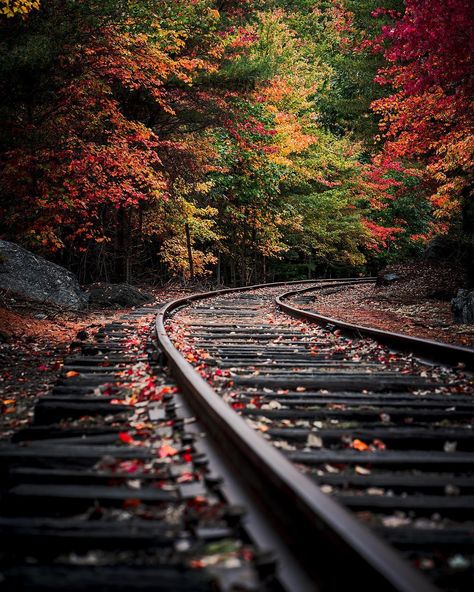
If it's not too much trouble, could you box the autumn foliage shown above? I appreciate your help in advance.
[372,0,474,220]
[0,1,472,283]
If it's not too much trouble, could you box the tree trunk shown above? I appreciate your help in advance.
[461,185,474,287]
[115,207,126,282]
[185,223,194,281]
[217,251,221,286]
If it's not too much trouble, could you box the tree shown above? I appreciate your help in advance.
[372,0,473,223]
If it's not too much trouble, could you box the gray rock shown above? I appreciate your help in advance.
[377,272,400,286]
[452,289,474,324]
[0,240,87,310]
[87,284,153,308]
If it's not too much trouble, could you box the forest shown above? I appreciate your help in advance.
[0,0,472,286]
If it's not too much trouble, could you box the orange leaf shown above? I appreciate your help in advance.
[65,370,80,378]
[351,439,369,451]
[158,444,178,458]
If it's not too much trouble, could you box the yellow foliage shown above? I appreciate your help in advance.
[161,237,217,279]
[1,0,40,18]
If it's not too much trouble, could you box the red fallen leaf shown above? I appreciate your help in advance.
[182,452,193,463]
[188,495,207,508]
[372,439,386,450]
[118,460,142,473]
[231,402,245,410]
[37,364,49,371]
[123,498,141,508]
[351,439,369,451]
[65,370,80,378]
[118,432,134,444]
[158,444,178,458]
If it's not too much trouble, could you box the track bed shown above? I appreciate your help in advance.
[166,280,474,592]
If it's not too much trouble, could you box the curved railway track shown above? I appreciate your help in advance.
[159,278,474,592]
[0,278,472,591]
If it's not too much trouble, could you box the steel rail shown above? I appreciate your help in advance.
[276,283,474,369]
[155,278,435,592]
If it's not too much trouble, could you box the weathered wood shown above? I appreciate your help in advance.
[287,449,474,467]
[234,375,440,391]
[0,566,214,591]
[33,401,131,425]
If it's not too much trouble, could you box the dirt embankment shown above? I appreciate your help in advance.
[307,261,473,348]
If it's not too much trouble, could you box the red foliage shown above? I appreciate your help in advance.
[371,0,474,219]
[363,219,403,251]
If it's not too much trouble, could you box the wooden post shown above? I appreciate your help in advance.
[185,223,194,281]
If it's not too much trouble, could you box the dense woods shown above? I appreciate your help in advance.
[0,0,472,285]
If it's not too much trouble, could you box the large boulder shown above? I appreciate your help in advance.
[452,289,474,324]
[0,240,87,310]
[87,284,154,308]
[423,235,454,261]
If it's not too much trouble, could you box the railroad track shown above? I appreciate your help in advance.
[0,305,283,591]
[0,279,472,591]
[159,279,474,592]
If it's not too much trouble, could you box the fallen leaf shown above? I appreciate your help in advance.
[355,465,371,475]
[372,438,386,451]
[118,432,134,444]
[351,439,369,451]
[307,433,323,448]
[159,444,178,458]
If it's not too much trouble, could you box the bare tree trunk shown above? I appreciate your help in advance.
[125,210,131,284]
[217,251,221,285]
[252,223,257,283]
[462,185,474,287]
[185,223,194,281]
[115,208,124,282]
